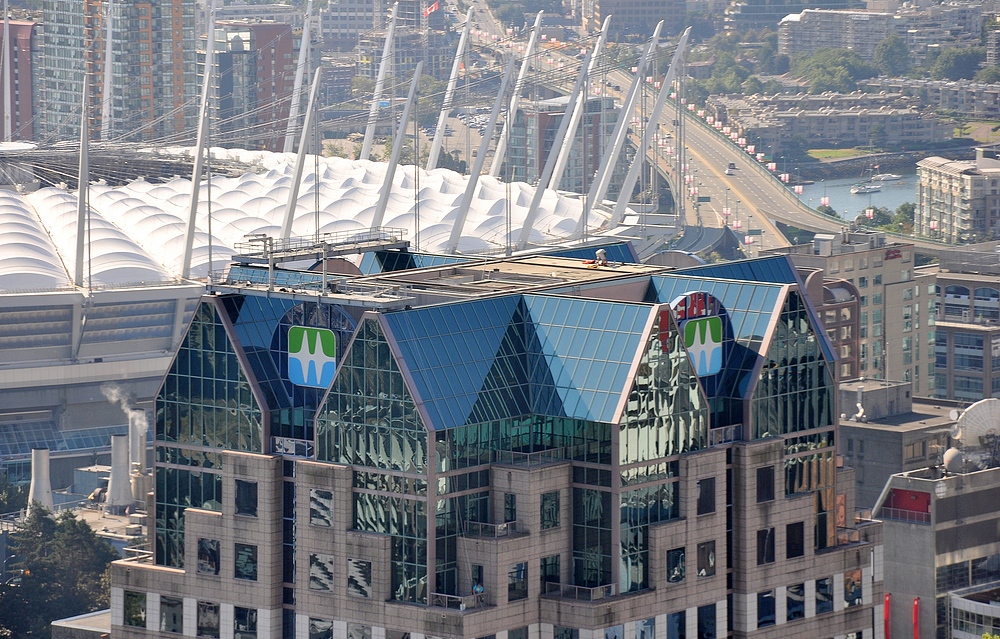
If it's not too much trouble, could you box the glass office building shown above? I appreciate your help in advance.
[112,251,882,639]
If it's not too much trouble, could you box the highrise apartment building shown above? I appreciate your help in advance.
[41,0,197,143]
[109,251,883,639]
[917,148,1000,244]
[777,10,894,60]
[0,20,41,141]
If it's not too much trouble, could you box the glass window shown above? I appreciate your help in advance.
[235,543,258,581]
[309,619,333,639]
[508,561,528,601]
[235,480,258,517]
[310,489,333,526]
[757,528,775,565]
[786,522,805,559]
[635,618,654,639]
[845,569,862,607]
[540,555,559,589]
[347,623,371,639]
[309,553,336,591]
[697,541,716,577]
[510,628,529,639]
[197,538,220,575]
[197,602,220,638]
[541,491,560,529]
[696,478,715,515]
[757,466,774,502]
[697,604,716,639]
[504,493,516,522]
[555,628,579,639]
[161,596,183,633]
[667,611,685,639]
[667,547,685,583]
[348,559,372,597]
[124,591,147,627]
[787,583,805,621]
[757,590,776,628]
[234,608,257,639]
[472,564,484,592]
[816,577,834,614]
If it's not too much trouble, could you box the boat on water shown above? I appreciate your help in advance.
[851,183,882,194]
[872,172,902,181]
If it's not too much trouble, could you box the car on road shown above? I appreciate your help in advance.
[724,168,733,175]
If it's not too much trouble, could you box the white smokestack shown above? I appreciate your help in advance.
[107,434,132,514]
[128,409,147,474]
[27,448,54,517]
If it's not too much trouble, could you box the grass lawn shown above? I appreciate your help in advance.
[957,121,1000,143]
[807,148,872,160]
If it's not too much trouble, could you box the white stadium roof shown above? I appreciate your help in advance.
[0,150,614,290]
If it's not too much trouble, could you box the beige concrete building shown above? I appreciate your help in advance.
[916,148,1000,244]
[777,9,894,60]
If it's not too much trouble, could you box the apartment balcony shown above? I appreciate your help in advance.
[542,581,618,601]
[462,520,520,538]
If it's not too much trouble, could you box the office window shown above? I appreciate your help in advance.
[348,559,372,597]
[347,624,371,639]
[124,591,147,627]
[504,493,516,522]
[697,541,716,577]
[234,608,257,639]
[510,628,529,639]
[816,577,834,614]
[757,528,775,565]
[786,522,805,558]
[541,491,560,529]
[757,590,776,628]
[508,561,528,601]
[234,543,258,581]
[696,478,715,515]
[787,583,805,620]
[309,489,333,526]
[555,628,579,639]
[472,564,484,593]
[197,538,220,575]
[845,569,862,607]
[667,611,685,639]
[697,604,716,639]
[635,618,654,639]
[757,466,775,502]
[161,597,183,633]
[235,480,258,517]
[309,553,336,591]
[197,602,220,638]
[541,555,559,589]
[309,618,333,639]
[667,547,685,583]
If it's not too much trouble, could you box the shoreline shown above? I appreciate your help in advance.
[792,144,979,180]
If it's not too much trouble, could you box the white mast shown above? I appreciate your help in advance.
[425,7,474,171]
[547,16,610,191]
[610,27,690,226]
[2,0,11,141]
[371,61,423,229]
[181,0,217,280]
[282,0,312,153]
[75,73,89,288]
[281,67,323,240]
[516,44,595,251]
[361,2,398,162]
[100,0,114,141]
[489,11,542,178]
[581,21,662,234]
[446,55,516,253]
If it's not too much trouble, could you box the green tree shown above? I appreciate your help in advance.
[0,507,119,639]
[0,475,27,514]
[791,48,880,93]
[873,34,909,77]
[741,75,764,95]
[816,204,838,218]
[930,47,986,80]
[975,65,1000,83]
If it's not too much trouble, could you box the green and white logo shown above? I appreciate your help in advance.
[288,326,337,388]
[681,316,723,377]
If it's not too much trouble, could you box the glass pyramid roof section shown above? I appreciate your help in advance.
[674,255,802,285]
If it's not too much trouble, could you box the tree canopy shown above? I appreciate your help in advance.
[873,34,908,77]
[929,47,986,80]
[791,48,880,94]
[0,507,119,639]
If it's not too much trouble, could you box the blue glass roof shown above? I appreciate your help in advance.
[226,265,345,292]
[358,251,473,275]
[536,242,638,264]
[380,294,651,429]
[674,255,802,285]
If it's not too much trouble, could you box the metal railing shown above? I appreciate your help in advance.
[121,547,154,564]
[232,227,409,256]
[492,447,567,467]
[543,581,616,600]
[463,521,517,538]
[879,507,930,524]
[430,592,486,610]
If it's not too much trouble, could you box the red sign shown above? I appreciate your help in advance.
[885,248,902,260]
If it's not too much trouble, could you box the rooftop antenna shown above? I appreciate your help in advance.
[489,11,543,178]
[516,43,595,251]
[611,27,690,226]
[281,66,323,240]
[182,0,217,280]
[75,72,90,289]
[446,54,516,254]
[582,21,662,235]
[361,2,398,162]
[100,0,113,141]
[547,16,610,191]
[426,7,474,171]
[371,61,423,229]
[2,0,10,141]
[282,0,313,153]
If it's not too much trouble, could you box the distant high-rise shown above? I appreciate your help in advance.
[0,20,40,141]
[41,0,197,143]
[587,0,684,38]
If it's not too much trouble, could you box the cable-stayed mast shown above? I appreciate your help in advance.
[425,7,474,171]
[361,3,399,161]
[282,0,313,153]
[488,11,542,178]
